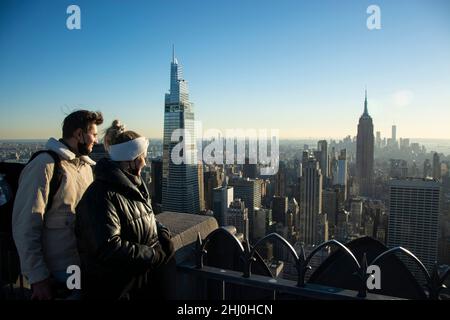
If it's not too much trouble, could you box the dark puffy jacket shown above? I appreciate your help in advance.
[75,158,160,299]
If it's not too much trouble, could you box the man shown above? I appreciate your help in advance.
[12,110,103,300]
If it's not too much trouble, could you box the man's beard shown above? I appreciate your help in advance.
[78,134,91,155]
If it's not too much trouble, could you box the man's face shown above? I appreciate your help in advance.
[80,124,98,154]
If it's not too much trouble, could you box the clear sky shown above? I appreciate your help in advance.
[0,0,449,140]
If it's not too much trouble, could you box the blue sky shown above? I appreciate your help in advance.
[0,0,449,140]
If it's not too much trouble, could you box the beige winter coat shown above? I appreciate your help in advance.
[12,138,95,284]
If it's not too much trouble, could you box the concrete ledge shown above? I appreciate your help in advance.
[156,212,218,263]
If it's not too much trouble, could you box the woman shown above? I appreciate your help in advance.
[75,120,175,300]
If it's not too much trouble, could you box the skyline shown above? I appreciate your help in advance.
[1,0,450,140]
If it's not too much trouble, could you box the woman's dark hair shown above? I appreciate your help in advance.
[104,120,141,150]
[62,110,104,139]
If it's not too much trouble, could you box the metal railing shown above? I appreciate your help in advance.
[2,227,449,300]
[178,227,450,300]
[177,263,402,300]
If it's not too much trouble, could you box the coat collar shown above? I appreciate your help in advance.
[45,138,96,165]
[94,158,148,203]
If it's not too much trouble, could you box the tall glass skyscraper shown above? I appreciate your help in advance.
[162,48,201,214]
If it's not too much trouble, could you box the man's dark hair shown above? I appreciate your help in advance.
[62,110,104,139]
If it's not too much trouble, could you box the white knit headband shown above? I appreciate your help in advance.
[108,137,149,161]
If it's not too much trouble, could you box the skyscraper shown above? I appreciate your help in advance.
[336,149,348,200]
[198,163,206,212]
[274,160,286,197]
[229,177,263,241]
[423,159,432,178]
[389,159,408,179]
[226,199,249,240]
[392,125,397,145]
[271,196,288,225]
[330,160,338,191]
[411,161,419,178]
[387,179,441,281]
[350,198,363,233]
[317,140,329,179]
[400,138,410,151]
[162,47,201,214]
[376,131,381,149]
[322,188,338,227]
[300,155,326,245]
[287,198,300,234]
[204,167,225,210]
[433,153,441,180]
[213,185,234,226]
[251,207,270,242]
[243,157,258,179]
[356,90,374,197]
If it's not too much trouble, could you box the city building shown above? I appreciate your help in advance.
[335,209,351,242]
[423,159,432,178]
[365,200,387,244]
[274,160,286,197]
[300,154,327,245]
[251,207,270,242]
[322,189,338,229]
[225,199,249,240]
[392,125,397,147]
[400,138,410,151]
[411,161,419,178]
[356,90,374,197]
[204,167,225,210]
[317,140,329,179]
[332,149,348,200]
[350,198,363,234]
[376,131,381,149]
[387,178,441,282]
[271,196,288,226]
[198,163,205,212]
[162,48,202,214]
[212,185,234,226]
[433,153,441,180]
[390,159,408,179]
[287,198,300,236]
[229,177,263,241]
[243,157,258,179]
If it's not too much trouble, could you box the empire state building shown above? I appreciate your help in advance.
[356,90,374,197]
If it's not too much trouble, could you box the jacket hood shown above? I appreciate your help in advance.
[46,138,96,165]
[94,158,148,202]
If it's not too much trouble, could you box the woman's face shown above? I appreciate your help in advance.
[119,152,146,177]
[125,154,146,176]
[134,154,146,175]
